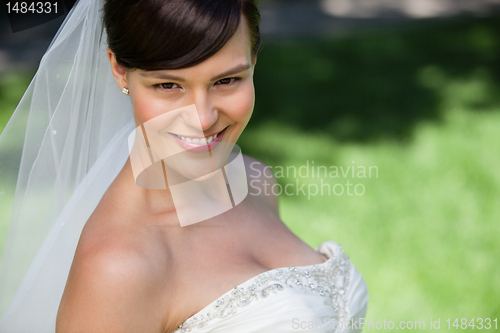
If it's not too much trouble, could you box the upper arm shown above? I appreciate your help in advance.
[243,154,280,215]
[56,246,165,333]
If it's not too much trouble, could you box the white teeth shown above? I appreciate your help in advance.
[176,130,222,145]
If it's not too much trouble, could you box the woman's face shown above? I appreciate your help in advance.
[108,18,256,164]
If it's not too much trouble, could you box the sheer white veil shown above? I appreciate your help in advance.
[0,0,135,329]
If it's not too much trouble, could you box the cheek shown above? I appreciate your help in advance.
[131,93,166,125]
[226,82,255,123]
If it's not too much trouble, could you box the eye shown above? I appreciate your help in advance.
[216,77,240,86]
[155,82,181,91]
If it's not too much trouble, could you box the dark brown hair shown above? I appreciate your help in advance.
[103,0,261,70]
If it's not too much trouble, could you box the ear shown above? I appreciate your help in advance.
[107,48,128,91]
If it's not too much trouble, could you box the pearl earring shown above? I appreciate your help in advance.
[122,87,129,95]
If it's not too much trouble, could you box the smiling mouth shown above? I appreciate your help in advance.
[170,127,227,145]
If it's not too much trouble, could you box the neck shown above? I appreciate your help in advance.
[122,159,178,216]
[122,147,248,227]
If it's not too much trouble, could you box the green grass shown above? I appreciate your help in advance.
[1,15,500,332]
[239,15,500,331]
[0,70,34,135]
[240,107,500,328]
[0,69,35,258]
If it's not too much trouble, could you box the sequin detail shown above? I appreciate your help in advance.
[174,247,351,332]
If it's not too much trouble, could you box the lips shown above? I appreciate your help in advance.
[169,126,228,153]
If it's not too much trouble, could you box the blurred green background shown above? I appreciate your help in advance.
[244,15,500,330]
[1,11,500,332]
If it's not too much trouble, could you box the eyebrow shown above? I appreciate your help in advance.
[139,63,252,82]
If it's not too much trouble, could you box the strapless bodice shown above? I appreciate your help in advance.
[173,241,369,333]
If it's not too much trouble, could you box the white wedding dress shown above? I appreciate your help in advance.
[173,241,368,333]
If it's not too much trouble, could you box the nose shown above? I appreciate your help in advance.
[187,93,218,132]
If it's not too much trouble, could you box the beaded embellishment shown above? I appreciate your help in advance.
[174,247,351,332]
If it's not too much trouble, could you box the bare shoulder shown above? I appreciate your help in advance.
[243,154,279,215]
[56,231,168,333]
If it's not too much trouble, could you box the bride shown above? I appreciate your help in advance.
[0,0,368,332]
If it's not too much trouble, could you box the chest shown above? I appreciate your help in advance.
[155,200,322,331]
